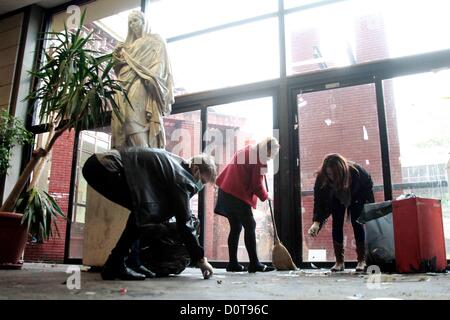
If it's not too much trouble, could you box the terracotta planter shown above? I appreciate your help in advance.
[0,212,28,269]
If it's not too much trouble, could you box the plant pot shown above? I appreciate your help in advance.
[0,212,28,269]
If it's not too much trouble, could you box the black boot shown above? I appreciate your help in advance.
[125,239,156,278]
[101,255,146,281]
[128,264,156,278]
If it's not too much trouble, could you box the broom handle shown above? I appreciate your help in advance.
[264,175,280,243]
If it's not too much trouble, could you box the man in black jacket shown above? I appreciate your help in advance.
[82,147,216,280]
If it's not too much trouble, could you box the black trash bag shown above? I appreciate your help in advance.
[357,201,392,224]
[359,202,396,272]
[139,215,200,277]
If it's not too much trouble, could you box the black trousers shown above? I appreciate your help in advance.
[215,189,260,265]
[331,198,365,244]
[82,155,140,263]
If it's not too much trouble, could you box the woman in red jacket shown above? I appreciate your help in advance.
[214,137,280,273]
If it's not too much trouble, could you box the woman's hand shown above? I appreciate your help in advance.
[197,257,213,279]
[308,221,321,237]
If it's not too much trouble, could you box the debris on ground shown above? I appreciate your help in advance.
[119,288,127,295]
[347,293,364,300]
[361,274,431,283]
[217,280,223,285]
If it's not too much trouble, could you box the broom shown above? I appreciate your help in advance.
[264,176,297,271]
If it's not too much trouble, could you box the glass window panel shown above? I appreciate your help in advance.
[284,0,327,10]
[147,0,277,39]
[164,110,202,217]
[169,18,279,95]
[298,84,384,262]
[34,2,140,126]
[384,70,450,259]
[50,0,140,33]
[31,133,51,192]
[69,206,86,260]
[205,97,275,262]
[76,173,87,205]
[82,135,95,153]
[96,140,110,153]
[75,206,86,224]
[96,132,110,141]
[285,0,450,76]
[70,127,112,259]
[164,111,202,159]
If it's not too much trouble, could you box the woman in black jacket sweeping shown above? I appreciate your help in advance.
[308,154,374,272]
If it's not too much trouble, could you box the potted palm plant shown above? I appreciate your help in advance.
[0,110,33,268]
[0,12,126,268]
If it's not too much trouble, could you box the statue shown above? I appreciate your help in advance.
[111,10,174,148]
[91,10,176,274]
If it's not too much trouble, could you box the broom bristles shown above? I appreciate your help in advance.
[272,242,297,270]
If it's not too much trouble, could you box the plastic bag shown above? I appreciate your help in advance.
[139,215,200,277]
[359,201,396,271]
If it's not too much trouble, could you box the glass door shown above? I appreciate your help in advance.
[204,97,276,262]
[297,83,385,262]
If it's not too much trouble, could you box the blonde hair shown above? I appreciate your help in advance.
[257,137,280,159]
[190,153,217,183]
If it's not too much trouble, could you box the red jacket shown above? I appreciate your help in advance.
[216,145,268,209]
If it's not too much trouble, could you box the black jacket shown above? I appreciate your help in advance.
[313,163,374,225]
[120,147,203,263]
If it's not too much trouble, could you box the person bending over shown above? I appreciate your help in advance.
[82,147,216,280]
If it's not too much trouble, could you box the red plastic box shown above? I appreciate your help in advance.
[392,197,447,273]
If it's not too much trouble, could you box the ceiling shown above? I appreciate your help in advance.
[0,0,72,15]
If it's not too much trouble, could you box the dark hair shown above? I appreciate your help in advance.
[316,153,356,191]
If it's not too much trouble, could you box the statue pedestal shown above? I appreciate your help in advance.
[82,186,130,267]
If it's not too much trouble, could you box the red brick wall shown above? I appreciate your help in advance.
[292,13,402,261]
[24,130,75,263]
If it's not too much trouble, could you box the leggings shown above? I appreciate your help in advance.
[227,205,259,265]
[331,199,365,244]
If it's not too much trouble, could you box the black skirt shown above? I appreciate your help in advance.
[214,188,252,218]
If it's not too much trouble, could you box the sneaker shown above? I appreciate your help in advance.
[330,262,345,272]
[355,261,366,272]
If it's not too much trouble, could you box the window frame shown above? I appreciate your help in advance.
[17,0,450,266]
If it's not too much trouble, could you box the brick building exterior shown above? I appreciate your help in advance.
[24,131,75,262]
